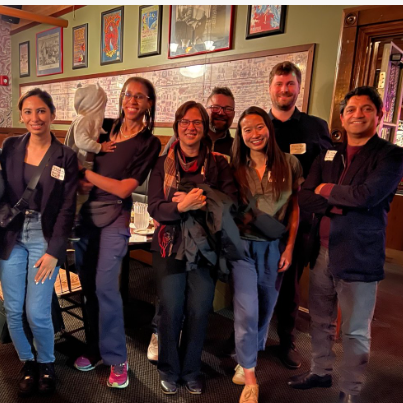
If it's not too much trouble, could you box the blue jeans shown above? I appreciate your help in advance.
[0,212,59,363]
[75,214,130,365]
[231,239,282,369]
[310,247,378,395]
[154,252,216,382]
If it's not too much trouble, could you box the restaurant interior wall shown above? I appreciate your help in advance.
[0,22,11,127]
[10,5,353,135]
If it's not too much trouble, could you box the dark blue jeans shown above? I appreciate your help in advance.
[75,215,129,365]
[231,239,282,369]
[154,252,216,382]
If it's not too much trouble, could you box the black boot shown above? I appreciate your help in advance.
[38,363,56,395]
[18,360,38,397]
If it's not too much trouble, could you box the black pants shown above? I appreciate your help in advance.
[275,226,310,347]
[154,252,215,382]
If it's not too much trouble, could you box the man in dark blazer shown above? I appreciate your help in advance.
[288,86,403,403]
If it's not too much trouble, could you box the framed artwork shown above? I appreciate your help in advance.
[36,26,63,77]
[168,5,234,59]
[19,41,30,78]
[138,5,162,58]
[246,5,287,39]
[72,23,88,69]
[100,6,124,66]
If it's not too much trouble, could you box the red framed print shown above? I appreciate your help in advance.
[100,6,124,66]
[168,5,233,59]
[246,5,287,39]
[36,26,63,77]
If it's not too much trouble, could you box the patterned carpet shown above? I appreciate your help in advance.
[0,250,402,403]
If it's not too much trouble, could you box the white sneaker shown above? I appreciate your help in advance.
[147,333,158,362]
[232,364,245,385]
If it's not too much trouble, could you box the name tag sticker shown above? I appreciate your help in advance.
[290,143,306,155]
[51,165,65,181]
[324,150,337,161]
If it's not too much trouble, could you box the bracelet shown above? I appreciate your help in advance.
[78,167,87,179]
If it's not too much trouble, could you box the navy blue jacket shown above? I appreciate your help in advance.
[0,133,78,264]
[299,134,403,282]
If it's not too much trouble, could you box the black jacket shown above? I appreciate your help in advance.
[176,184,243,280]
[0,133,78,264]
[299,134,403,282]
[148,150,238,258]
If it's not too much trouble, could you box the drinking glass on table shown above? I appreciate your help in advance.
[133,202,150,230]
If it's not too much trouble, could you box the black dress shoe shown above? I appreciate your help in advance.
[288,371,332,389]
[38,363,56,395]
[185,379,203,395]
[18,360,38,397]
[339,391,360,403]
[279,344,302,369]
[160,380,178,395]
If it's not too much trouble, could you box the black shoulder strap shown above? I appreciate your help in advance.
[14,141,60,211]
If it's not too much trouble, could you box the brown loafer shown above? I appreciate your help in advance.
[239,384,259,403]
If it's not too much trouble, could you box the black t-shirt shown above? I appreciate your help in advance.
[89,127,161,207]
[269,108,332,179]
[211,130,234,159]
[24,162,42,211]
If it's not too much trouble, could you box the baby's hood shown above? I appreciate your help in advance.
[74,83,108,117]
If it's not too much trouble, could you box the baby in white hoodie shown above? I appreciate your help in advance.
[65,83,115,214]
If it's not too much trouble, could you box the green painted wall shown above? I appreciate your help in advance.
[11,5,351,135]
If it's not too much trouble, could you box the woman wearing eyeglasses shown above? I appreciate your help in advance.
[148,101,237,395]
[73,77,161,389]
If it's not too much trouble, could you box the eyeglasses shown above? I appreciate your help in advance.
[207,105,235,114]
[178,119,203,127]
[121,92,150,101]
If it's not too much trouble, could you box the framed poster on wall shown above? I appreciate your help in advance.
[19,41,30,78]
[168,5,233,59]
[246,5,287,39]
[36,27,63,77]
[138,5,162,58]
[100,6,124,66]
[72,23,88,69]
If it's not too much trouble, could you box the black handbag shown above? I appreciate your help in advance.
[0,142,59,229]
[82,199,123,228]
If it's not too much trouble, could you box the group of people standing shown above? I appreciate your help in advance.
[0,61,402,403]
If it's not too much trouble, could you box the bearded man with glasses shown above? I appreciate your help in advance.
[162,87,236,160]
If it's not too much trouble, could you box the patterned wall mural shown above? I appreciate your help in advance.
[0,21,12,127]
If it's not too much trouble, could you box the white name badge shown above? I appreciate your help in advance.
[324,150,337,161]
[51,165,65,181]
[290,143,306,155]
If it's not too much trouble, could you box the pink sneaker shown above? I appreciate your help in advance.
[74,356,102,372]
[107,361,129,388]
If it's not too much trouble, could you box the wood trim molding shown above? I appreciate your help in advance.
[329,5,403,142]
[0,127,171,151]
[10,6,86,35]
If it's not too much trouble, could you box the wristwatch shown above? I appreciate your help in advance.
[78,167,87,179]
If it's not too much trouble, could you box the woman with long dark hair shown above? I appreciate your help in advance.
[230,107,302,403]
[148,100,237,395]
[0,88,78,396]
[73,77,161,389]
